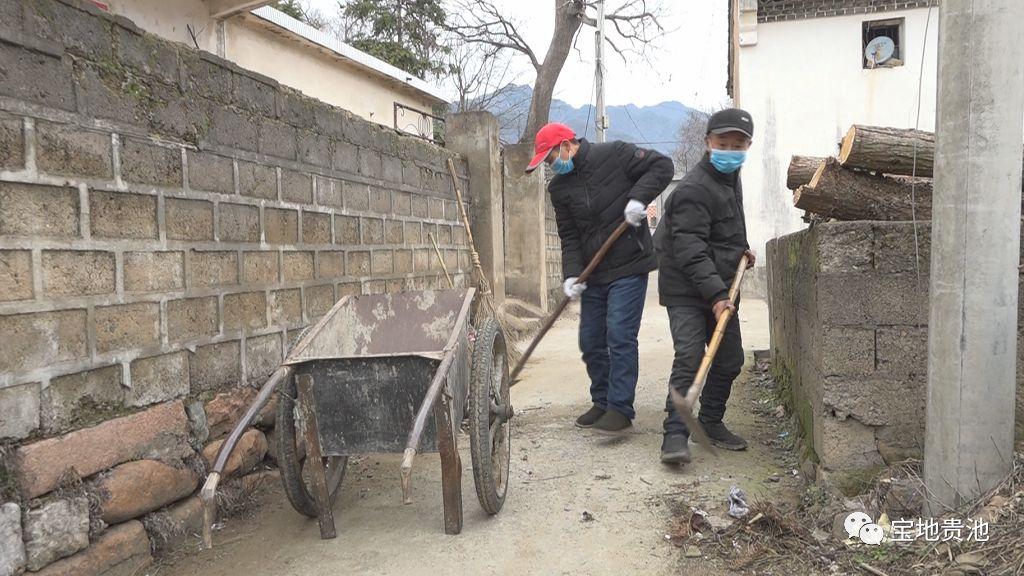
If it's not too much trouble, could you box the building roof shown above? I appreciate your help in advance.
[249,6,448,104]
[756,0,937,23]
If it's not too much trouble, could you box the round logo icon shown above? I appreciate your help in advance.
[844,512,872,539]
[859,523,884,545]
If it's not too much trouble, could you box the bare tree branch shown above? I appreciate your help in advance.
[444,0,667,142]
[448,38,521,113]
[446,0,540,69]
[602,0,666,56]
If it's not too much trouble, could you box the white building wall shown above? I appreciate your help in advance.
[225,17,439,132]
[105,0,220,52]
[102,1,440,135]
[737,7,938,261]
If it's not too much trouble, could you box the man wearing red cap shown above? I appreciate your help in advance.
[525,122,674,434]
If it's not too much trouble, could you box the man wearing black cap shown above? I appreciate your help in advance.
[653,108,757,464]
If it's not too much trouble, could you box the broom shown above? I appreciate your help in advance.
[446,158,522,366]
[428,232,455,288]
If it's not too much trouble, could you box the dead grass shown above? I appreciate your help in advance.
[0,445,18,502]
[670,359,1024,575]
[52,468,109,537]
[216,472,271,517]
[671,452,1024,575]
[142,510,183,552]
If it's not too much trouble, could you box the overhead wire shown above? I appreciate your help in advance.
[622,104,652,147]
[582,73,597,139]
[910,4,935,289]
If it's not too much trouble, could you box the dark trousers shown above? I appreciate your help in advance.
[663,303,744,436]
[579,274,648,420]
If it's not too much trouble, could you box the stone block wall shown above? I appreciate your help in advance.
[767,221,1024,494]
[0,1,470,573]
[544,195,563,308]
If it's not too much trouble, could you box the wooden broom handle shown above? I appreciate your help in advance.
[447,158,491,296]
[509,220,632,382]
[683,254,750,406]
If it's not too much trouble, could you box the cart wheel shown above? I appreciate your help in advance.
[469,316,511,515]
[276,372,347,518]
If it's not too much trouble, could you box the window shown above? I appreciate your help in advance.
[862,18,905,69]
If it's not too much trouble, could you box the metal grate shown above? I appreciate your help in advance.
[394,102,446,145]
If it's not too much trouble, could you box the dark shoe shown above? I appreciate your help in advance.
[660,434,691,465]
[592,409,632,435]
[701,420,748,451]
[575,405,606,428]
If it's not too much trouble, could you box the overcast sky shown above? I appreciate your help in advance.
[303,0,729,111]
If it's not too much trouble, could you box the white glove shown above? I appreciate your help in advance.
[563,277,587,300]
[624,199,646,227]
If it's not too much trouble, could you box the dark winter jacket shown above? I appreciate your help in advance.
[548,139,675,285]
[653,155,749,307]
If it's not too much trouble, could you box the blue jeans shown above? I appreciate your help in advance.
[578,273,649,420]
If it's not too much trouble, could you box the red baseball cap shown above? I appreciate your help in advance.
[525,122,575,173]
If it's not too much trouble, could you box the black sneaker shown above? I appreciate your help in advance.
[660,434,691,465]
[701,420,748,451]
[574,405,606,428]
[592,409,632,435]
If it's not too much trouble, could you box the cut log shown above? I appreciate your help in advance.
[786,156,825,190]
[838,125,935,177]
[794,158,933,221]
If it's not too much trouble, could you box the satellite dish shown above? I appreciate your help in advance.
[865,36,896,65]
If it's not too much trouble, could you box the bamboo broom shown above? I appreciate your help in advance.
[446,158,521,366]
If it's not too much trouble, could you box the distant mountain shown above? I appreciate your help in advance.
[462,84,698,157]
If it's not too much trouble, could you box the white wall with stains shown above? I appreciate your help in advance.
[738,7,939,262]
[101,1,441,136]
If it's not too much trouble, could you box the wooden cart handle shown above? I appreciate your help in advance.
[400,349,457,503]
[200,364,292,548]
[509,220,633,383]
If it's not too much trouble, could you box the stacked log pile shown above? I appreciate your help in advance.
[789,125,937,222]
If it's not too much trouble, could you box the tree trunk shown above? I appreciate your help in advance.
[794,157,933,221]
[520,0,583,143]
[838,125,935,177]
[786,156,825,190]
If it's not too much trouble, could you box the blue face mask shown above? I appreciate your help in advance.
[709,149,747,174]
[551,156,574,175]
[550,143,574,175]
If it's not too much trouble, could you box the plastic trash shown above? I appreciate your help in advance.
[727,485,749,519]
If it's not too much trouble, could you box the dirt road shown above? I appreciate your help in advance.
[157,279,797,576]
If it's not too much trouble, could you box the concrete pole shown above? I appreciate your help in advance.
[594,0,607,142]
[445,112,506,303]
[924,0,1024,514]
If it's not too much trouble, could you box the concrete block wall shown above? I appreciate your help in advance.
[767,221,1024,494]
[544,195,563,308]
[0,1,470,572]
[501,143,548,310]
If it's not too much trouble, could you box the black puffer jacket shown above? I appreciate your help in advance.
[653,156,749,307]
[548,139,675,285]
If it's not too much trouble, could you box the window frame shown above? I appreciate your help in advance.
[862,17,906,69]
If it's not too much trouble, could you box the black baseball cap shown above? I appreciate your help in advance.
[706,108,754,139]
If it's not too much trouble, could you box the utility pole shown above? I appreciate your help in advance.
[594,0,607,142]
[924,0,1024,514]
[730,0,740,106]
